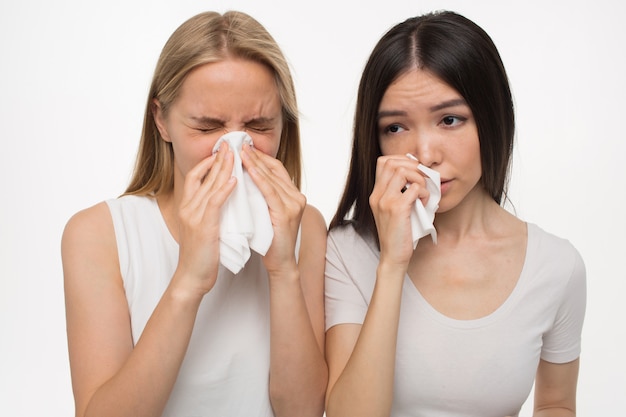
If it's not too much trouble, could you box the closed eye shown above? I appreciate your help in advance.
[244,117,278,133]
[196,127,220,133]
[246,125,274,133]
[189,116,224,133]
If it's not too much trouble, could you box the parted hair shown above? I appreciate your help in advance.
[125,11,302,196]
[330,11,515,241]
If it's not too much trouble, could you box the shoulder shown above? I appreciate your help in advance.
[62,201,114,249]
[526,223,586,292]
[528,223,584,265]
[61,201,121,288]
[62,195,155,268]
[300,204,327,243]
[62,195,154,248]
[297,204,328,265]
[328,222,375,252]
[326,223,380,279]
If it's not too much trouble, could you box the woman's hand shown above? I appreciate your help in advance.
[369,155,430,271]
[174,141,237,296]
[241,143,305,276]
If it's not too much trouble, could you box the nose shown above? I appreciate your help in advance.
[413,132,440,167]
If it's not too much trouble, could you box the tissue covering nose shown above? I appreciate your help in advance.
[211,131,274,274]
[406,154,441,247]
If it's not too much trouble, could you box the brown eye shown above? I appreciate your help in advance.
[442,116,456,125]
[441,115,466,127]
[385,124,405,134]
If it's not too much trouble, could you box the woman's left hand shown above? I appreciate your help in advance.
[241,143,305,276]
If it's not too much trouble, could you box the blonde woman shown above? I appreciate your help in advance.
[62,11,327,417]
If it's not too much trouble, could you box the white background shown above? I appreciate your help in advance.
[1,0,624,415]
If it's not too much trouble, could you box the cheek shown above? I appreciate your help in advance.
[249,133,282,158]
[379,137,411,156]
[171,137,218,174]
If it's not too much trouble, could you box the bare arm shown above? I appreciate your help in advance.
[242,145,327,416]
[63,148,236,417]
[268,205,328,417]
[63,203,203,417]
[325,264,405,417]
[533,359,579,417]
[325,156,429,417]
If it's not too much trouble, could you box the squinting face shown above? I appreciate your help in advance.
[154,58,283,179]
[377,68,482,213]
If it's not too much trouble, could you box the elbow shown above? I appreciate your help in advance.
[270,368,328,417]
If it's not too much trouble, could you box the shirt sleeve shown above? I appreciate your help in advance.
[540,244,587,363]
[324,229,370,331]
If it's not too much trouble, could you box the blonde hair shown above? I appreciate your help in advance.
[125,11,301,196]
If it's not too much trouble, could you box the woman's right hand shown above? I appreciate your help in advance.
[173,141,237,296]
[369,155,430,271]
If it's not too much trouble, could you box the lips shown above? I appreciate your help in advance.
[439,178,452,193]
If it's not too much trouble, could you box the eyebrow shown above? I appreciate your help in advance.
[189,116,224,125]
[377,98,468,120]
[377,110,408,120]
[189,116,277,125]
[429,98,468,112]
[243,116,277,125]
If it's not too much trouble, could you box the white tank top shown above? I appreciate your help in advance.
[107,195,275,417]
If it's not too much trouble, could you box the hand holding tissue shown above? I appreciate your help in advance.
[406,154,441,248]
[212,131,274,274]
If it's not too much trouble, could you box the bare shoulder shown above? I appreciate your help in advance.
[62,201,115,247]
[61,201,119,284]
[301,204,328,240]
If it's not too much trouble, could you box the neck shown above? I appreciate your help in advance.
[433,185,507,242]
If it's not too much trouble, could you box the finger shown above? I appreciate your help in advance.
[241,145,306,231]
[375,157,427,197]
[203,142,234,186]
[403,181,430,206]
[241,145,298,200]
[184,153,217,191]
[240,144,283,179]
[248,163,302,216]
[183,143,234,213]
[197,143,235,207]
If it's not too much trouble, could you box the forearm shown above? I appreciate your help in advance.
[326,264,405,417]
[83,281,203,417]
[268,270,327,417]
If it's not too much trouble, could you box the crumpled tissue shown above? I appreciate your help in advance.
[406,153,441,247]
[212,131,273,274]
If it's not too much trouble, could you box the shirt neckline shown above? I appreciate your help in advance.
[402,223,534,329]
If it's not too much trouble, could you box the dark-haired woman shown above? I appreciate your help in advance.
[324,11,585,417]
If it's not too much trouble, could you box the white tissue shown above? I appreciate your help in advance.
[212,131,274,274]
[406,154,441,247]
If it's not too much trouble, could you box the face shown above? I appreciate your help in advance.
[377,68,482,212]
[154,58,283,179]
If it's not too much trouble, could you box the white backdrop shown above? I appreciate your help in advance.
[1,0,624,415]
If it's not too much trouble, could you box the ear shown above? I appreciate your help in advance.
[152,99,172,143]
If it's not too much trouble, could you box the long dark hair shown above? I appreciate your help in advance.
[330,11,515,242]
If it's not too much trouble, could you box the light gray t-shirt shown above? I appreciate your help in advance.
[325,222,586,417]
